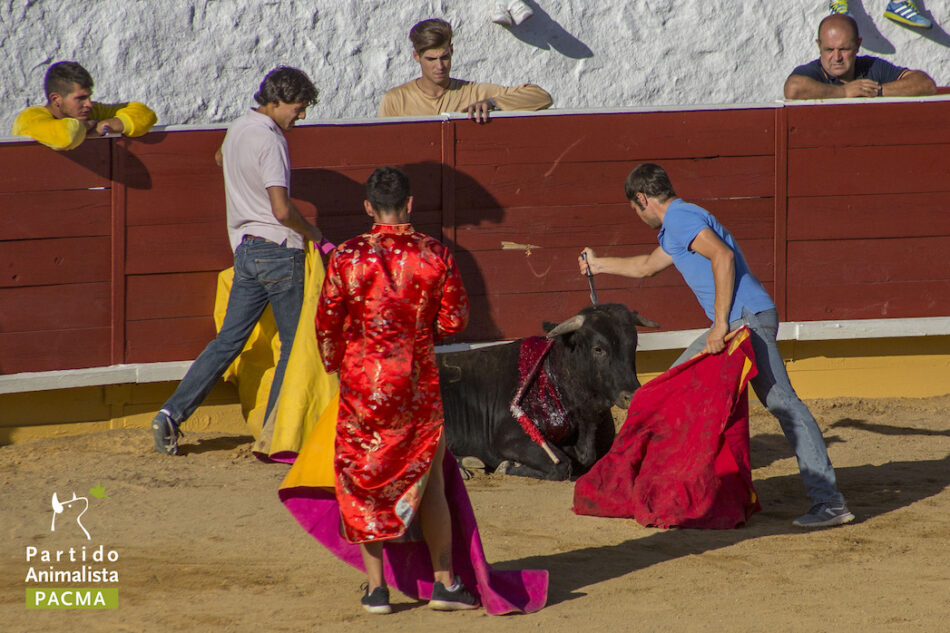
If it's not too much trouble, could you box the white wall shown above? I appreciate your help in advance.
[2,0,947,132]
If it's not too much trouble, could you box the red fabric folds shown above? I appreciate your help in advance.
[573,327,761,529]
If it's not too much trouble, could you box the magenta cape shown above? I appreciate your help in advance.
[279,450,548,614]
[573,327,761,529]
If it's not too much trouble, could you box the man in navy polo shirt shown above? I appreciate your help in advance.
[579,163,854,529]
[784,13,935,99]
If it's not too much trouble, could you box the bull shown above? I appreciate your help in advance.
[437,303,659,480]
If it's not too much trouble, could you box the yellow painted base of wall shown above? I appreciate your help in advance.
[2,335,949,446]
[636,335,950,401]
[0,381,249,445]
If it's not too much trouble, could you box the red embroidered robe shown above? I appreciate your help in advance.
[316,223,469,543]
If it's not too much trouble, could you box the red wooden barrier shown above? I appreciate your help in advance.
[1,99,948,374]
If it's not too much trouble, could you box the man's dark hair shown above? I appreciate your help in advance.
[366,166,411,212]
[817,13,860,43]
[409,18,453,53]
[44,61,94,99]
[624,163,677,202]
[253,66,319,106]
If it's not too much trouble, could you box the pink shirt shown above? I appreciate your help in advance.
[222,109,302,252]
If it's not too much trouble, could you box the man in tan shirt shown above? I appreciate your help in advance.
[379,18,552,123]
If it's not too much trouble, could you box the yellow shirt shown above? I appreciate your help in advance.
[11,102,157,151]
[378,78,552,117]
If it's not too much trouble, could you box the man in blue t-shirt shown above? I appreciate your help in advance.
[784,14,935,99]
[579,163,854,529]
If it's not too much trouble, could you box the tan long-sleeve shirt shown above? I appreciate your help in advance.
[378,78,552,117]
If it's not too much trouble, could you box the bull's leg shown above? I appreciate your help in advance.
[493,431,573,480]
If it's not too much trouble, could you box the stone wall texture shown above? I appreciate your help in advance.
[1,0,947,133]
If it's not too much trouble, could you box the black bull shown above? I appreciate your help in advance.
[437,303,659,480]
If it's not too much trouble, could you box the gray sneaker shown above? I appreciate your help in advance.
[151,411,183,455]
[793,502,855,528]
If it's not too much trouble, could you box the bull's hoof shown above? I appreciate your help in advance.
[494,460,514,475]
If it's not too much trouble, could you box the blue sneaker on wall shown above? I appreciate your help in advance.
[884,1,933,29]
[828,0,850,15]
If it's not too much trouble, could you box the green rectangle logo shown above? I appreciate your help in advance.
[26,588,118,609]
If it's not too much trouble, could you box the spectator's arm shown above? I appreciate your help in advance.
[267,185,323,244]
[784,74,879,99]
[91,102,158,137]
[883,70,937,97]
[11,107,86,151]
[490,84,553,111]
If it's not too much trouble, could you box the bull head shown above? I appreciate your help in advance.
[545,310,660,339]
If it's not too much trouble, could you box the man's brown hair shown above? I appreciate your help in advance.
[44,61,93,99]
[624,163,677,202]
[409,18,453,53]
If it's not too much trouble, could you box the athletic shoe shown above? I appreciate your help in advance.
[430,576,479,611]
[490,1,513,26]
[360,584,392,615]
[884,1,932,29]
[508,0,535,26]
[793,502,855,528]
[828,0,850,15]
[151,410,183,455]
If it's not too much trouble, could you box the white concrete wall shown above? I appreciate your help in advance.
[1,0,948,132]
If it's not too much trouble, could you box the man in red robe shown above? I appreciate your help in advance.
[316,166,474,614]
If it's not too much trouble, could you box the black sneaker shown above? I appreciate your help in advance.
[429,576,478,611]
[360,584,392,615]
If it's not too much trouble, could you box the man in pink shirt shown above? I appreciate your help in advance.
[151,66,322,455]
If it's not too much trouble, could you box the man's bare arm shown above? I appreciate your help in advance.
[882,70,937,97]
[267,186,323,244]
[689,229,735,354]
[578,246,673,279]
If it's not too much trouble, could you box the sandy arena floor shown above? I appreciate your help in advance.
[1,395,948,633]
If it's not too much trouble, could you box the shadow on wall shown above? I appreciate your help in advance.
[848,0,949,53]
[290,161,505,341]
[502,1,594,59]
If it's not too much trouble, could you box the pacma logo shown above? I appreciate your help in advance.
[50,484,107,541]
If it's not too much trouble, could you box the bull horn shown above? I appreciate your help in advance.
[632,311,660,329]
[546,314,586,339]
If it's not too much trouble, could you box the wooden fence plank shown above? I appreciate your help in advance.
[0,283,110,333]
[0,236,110,288]
[788,191,950,241]
[125,317,216,363]
[788,144,949,197]
[0,139,110,193]
[0,190,111,240]
[456,109,775,166]
[0,328,110,373]
[788,101,950,148]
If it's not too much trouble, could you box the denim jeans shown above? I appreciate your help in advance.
[161,237,305,427]
[672,308,845,506]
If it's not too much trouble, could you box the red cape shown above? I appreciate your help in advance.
[573,327,761,529]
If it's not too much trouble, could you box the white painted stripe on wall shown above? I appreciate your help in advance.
[2,316,948,395]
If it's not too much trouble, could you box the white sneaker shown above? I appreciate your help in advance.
[508,0,534,25]
[490,1,513,26]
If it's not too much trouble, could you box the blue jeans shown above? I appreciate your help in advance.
[672,308,845,506]
[161,237,305,427]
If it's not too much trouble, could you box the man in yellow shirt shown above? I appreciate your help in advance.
[12,61,157,151]
[379,18,552,123]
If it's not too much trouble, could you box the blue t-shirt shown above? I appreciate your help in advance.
[789,56,907,85]
[658,199,774,324]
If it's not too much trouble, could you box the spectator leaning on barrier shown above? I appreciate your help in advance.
[784,14,936,99]
[11,61,156,151]
[378,18,552,123]
[150,66,323,456]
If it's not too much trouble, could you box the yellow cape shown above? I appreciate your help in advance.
[214,244,339,459]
